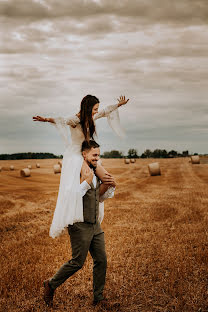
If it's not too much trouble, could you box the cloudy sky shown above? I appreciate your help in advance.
[1,0,208,156]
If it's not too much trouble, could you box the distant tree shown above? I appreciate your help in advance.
[162,149,168,158]
[128,149,138,158]
[101,150,123,158]
[182,150,189,157]
[141,149,152,158]
[168,150,178,158]
[152,149,168,158]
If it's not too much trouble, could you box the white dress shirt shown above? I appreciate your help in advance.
[80,174,115,202]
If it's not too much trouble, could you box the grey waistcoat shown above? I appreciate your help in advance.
[83,176,100,223]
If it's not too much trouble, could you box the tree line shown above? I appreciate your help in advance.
[101,149,194,159]
[0,152,62,160]
[0,149,202,160]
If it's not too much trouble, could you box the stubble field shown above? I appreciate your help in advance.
[0,158,208,312]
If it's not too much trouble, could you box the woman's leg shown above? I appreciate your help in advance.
[80,160,111,183]
[95,163,111,182]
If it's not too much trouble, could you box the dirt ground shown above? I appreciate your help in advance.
[0,158,208,312]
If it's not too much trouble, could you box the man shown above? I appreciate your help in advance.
[43,140,116,307]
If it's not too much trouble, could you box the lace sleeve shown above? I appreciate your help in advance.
[93,104,119,120]
[94,104,126,138]
[52,115,79,148]
[65,115,80,126]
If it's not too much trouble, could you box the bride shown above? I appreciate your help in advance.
[33,95,129,238]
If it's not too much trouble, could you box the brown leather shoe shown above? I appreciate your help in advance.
[43,279,55,306]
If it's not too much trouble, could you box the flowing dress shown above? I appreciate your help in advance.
[49,103,125,238]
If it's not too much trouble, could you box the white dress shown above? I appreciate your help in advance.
[49,103,125,238]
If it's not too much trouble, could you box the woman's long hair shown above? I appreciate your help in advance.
[79,94,99,141]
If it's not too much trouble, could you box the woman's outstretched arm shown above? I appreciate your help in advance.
[33,116,55,123]
[33,115,80,127]
[93,95,129,121]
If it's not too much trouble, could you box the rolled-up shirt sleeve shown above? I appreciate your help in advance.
[99,186,115,203]
[80,180,91,197]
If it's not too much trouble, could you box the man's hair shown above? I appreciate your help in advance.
[81,140,100,152]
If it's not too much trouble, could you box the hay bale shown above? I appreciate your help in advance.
[0,166,2,172]
[148,162,161,176]
[54,164,61,174]
[191,155,200,164]
[28,165,32,169]
[58,160,62,168]
[124,159,130,164]
[130,159,135,163]
[10,165,14,171]
[36,163,40,168]
[20,168,31,177]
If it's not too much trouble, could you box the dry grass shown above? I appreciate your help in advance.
[0,158,208,312]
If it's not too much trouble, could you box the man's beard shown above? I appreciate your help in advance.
[88,161,97,171]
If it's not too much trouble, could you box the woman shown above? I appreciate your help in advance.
[33,95,129,238]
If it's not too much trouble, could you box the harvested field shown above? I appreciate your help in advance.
[0,158,208,312]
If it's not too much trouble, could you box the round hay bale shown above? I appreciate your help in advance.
[191,155,200,164]
[10,165,14,171]
[124,159,130,164]
[54,164,61,174]
[28,165,32,169]
[148,162,161,176]
[58,160,62,168]
[130,159,135,163]
[20,168,31,177]
[36,163,40,168]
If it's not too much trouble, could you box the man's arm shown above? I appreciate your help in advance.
[80,166,94,197]
[99,183,109,197]
[99,174,116,202]
[99,186,116,202]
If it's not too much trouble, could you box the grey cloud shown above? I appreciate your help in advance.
[0,14,116,54]
[0,0,208,25]
[0,0,51,18]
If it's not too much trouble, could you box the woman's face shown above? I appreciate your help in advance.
[92,103,99,117]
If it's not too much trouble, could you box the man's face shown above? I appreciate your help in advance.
[83,147,100,168]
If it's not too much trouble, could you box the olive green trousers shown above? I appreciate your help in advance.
[49,221,107,301]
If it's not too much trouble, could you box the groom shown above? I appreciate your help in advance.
[43,140,116,307]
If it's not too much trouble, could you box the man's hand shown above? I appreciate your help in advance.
[81,167,94,185]
[102,173,116,187]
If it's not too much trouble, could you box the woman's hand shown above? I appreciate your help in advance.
[33,116,47,122]
[117,95,129,107]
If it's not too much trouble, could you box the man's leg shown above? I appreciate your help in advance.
[49,223,93,290]
[89,232,107,302]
